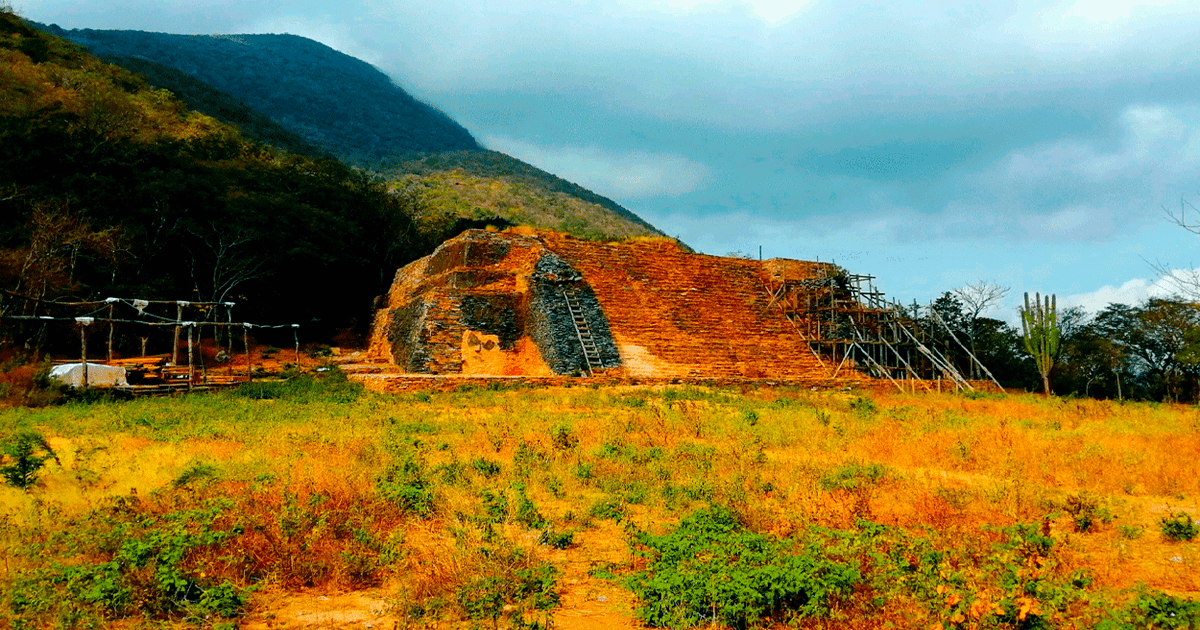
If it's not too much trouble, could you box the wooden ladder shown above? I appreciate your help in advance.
[562,291,602,376]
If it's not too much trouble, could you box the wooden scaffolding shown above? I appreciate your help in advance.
[765,268,1001,392]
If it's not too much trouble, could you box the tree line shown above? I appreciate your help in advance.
[909,281,1200,402]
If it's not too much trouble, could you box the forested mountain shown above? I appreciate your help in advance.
[36,24,665,242]
[41,25,480,162]
[0,9,424,346]
[97,54,329,159]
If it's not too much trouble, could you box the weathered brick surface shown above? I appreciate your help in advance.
[368,229,866,381]
[539,233,842,380]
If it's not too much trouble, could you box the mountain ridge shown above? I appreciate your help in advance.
[41,24,481,161]
[39,23,667,241]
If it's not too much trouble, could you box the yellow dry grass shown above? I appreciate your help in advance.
[2,383,1198,628]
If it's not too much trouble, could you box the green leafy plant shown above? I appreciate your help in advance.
[0,430,59,489]
[627,506,859,629]
[550,424,579,451]
[538,528,575,549]
[376,451,435,518]
[1100,586,1200,629]
[514,484,547,529]
[457,548,559,627]
[1064,492,1113,533]
[817,460,890,493]
[471,457,502,478]
[1118,524,1143,540]
[1160,512,1198,541]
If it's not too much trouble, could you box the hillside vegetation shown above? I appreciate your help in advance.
[0,10,424,347]
[396,163,662,243]
[98,54,329,159]
[43,25,480,163]
[40,24,666,242]
[1,380,1197,628]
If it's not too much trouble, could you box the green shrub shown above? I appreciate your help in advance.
[1100,587,1200,630]
[172,462,219,489]
[457,548,559,626]
[572,462,594,481]
[1064,492,1113,533]
[10,502,249,621]
[376,452,435,518]
[1118,525,1143,540]
[0,430,59,490]
[628,506,859,629]
[849,396,877,417]
[588,498,626,522]
[1160,512,1198,541]
[471,457,502,479]
[550,425,579,451]
[817,461,890,493]
[513,440,548,476]
[514,484,547,529]
[479,489,509,523]
[539,528,575,549]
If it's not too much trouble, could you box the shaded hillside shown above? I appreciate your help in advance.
[41,25,480,163]
[0,10,423,345]
[101,54,328,159]
[34,24,667,241]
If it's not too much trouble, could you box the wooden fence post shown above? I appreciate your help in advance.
[172,302,183,366]
[187,323,194,391]
[107,302,115,362]
[80,323,88,387]
[244,325,252,382]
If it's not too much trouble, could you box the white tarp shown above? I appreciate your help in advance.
[49,363,129,388]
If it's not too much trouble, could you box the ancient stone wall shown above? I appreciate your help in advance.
[368,230,621,376]
[367,229,849,381]
[528,252,620,375]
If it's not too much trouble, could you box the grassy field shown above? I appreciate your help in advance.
[1,371,1198,629]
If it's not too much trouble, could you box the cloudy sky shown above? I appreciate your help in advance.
[18,0,1200,319]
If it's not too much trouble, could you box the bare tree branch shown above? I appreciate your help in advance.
[1153,195,1200,300]
[952,280,1010,321]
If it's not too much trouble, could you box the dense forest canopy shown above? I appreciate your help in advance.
[41,25,481,163]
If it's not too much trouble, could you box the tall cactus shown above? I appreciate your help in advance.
[1020,292,1059,395]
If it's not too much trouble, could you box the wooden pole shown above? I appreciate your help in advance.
[80,324,88,387]
[107,303,114,362]
[172,302,182,366]
[226,307,234,377]
[187,324,194,391]
[244,326,252,382]
[293,326,300,365]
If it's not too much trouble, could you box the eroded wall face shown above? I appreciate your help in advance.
[374,232,621,376]
[528,253,620,375]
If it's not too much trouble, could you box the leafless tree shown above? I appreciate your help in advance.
[953,280,1010,321]
[1154,196,1200,300]
[952,280,1010,380]
[188,221,266,308]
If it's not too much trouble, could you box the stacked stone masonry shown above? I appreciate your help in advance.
[367,229,868,381]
